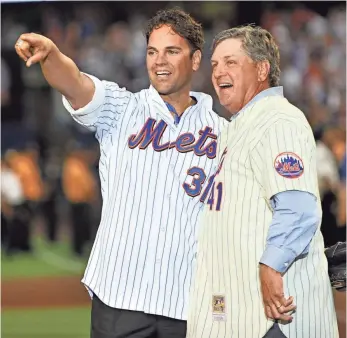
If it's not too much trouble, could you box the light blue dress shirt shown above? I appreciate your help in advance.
[260,191,320,273]
[232,87,320,274]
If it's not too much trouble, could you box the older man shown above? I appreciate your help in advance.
[187,25,338,338]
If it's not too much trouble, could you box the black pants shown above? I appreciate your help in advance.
[71,202,91,256]
[5,203,32,254]
[263,323,287,338]
[1,213,9,245]
[41,198,58,242]
[91,296,186,338]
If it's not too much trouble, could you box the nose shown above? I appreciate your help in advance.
[155,51,168,66]
[213,64,226,79]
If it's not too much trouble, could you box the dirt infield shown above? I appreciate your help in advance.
[2,276,346,338]
[2,276,90,309]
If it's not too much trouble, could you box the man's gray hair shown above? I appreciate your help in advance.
[212,25,281,87]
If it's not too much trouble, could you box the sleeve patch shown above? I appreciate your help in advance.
[274,152,304,179]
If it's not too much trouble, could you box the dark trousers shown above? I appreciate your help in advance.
[71,202,91,256]
[263,323,287,338]
[91,296,186,338]
[5,203,32,254]
[1,213,9,245]
[41,198,58,242]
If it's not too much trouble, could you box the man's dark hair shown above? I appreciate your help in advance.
[144,8,204,56]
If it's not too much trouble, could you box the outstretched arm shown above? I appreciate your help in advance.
[15,33,94,110]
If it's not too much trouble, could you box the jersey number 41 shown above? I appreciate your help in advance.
[183,167,223,211]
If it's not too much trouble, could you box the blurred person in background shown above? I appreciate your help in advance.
[316,129,340,197]
[315,127,341,248]
[332,133,346,338]
[40,146,62,243]
[320,126,346,245]
[330,129,346,229]
[1,155,32,255]
[62,143,97,257]
[337,153,346,229]
[5,146,45,216]
[7,144,45,192]
[1,57,12,107]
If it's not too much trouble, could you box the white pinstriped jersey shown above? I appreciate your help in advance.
[187,93,339,337]
[62,73,228,320]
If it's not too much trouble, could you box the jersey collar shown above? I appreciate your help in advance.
[148,85,213,126]
[230,86,284,121]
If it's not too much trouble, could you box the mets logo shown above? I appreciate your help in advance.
[274,152,304,179]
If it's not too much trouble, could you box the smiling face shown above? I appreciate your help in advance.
[146,24,201,97]
[211,38,269,116]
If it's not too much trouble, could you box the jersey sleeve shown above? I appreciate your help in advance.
[250,119,319,200]
[62,72,133,134]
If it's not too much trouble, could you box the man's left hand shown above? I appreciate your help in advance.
[259,263,296,322]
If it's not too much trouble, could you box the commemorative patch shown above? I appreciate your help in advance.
[274,152,304,179]
[212,295,226,321]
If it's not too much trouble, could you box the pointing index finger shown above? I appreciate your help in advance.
[19,33,40,46]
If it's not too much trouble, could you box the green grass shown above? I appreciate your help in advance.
[1,307,90,338]
[1,237,90,338]
[1,237,87,280]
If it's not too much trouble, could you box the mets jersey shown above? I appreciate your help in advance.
[62,73,227,320]
[187,90,338,337]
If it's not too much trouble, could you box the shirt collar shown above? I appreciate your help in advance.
[148,85,214,126]
[148,85,213,111]
[230,86,284,121]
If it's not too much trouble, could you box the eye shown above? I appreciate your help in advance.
[168,50,179,55]
[147,50,155,56]
[227,60,236,66]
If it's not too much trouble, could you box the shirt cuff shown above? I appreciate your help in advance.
[259,244,297,273]
[62,72,105,116]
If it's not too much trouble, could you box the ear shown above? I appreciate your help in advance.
[192,50,202,72]
[257,60,270,83]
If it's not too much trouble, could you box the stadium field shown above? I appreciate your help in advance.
[2,236,90,338]
[2,308,90,338]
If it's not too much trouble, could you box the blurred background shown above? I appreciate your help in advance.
[1,1,346,337]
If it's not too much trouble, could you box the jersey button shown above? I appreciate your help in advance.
[160,227,165,232]
[156,259,161,264]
